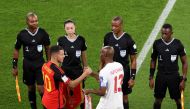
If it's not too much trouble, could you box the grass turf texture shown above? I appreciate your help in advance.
[0,0,189,108]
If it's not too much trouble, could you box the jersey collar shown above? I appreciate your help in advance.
[65,35,79,43]
[113,32,125,40]
[161,37,175,45]
[25,27,39,36]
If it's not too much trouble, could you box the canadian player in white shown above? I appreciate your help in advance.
[84,46,124,109]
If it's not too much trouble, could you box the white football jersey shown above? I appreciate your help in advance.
[96,62,124,109]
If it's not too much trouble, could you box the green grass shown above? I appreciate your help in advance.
[0,0,189,109]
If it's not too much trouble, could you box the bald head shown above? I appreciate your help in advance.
[101,46,114,60]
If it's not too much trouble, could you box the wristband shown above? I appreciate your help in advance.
[61,75,71,84]
[149,76,154,80]
[130,69,136,80]
[12,58,18,69]
[182,76,187,81]
[149,68,155,78]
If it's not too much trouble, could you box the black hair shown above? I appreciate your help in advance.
[50,45,63,55]
[162,23,172,31]
[64,19,75,27]
[112,16,123,24]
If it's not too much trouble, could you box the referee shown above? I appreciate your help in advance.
[103,16,137,109]
[12,12,50,109]
[57,19,88,109]
[149,24,188,109]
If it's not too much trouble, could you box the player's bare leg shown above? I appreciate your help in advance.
[28,85,37,109]
[123,95,129,109]
[153,98,163,109]
[175,99,181,109]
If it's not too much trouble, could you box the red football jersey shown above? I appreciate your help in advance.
[42,61,68,109]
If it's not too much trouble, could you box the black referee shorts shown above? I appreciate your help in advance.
[154,72,181,100]
[22,58,45,85]
[122,69,132,95]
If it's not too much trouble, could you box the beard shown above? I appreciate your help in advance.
[31,25,38,29]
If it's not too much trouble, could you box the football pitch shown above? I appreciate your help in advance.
[0,0,190,108]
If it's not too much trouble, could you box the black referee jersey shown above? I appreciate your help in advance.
[57,35,87,68]
[15,27,50,60]
[104,32,137,70]
[57,35,87,79]
[151,38,186,74]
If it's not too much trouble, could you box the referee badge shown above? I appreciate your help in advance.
[184,49,186,53]
[37,45,43,52]
[133,44,137,49]
[76,50,81,58]
[120,50,126,57]
[171,55,177,62]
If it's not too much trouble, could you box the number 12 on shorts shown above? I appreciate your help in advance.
[114,74,124,93]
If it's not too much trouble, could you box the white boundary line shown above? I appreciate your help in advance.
[137,0,176,73]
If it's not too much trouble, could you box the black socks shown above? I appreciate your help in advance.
[80,102,85,109]
[28,91,37,109]
[123,101,129,109]
[153,102,161,109]
[176,102,182,109]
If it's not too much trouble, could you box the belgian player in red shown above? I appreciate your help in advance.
[42,45,92,109]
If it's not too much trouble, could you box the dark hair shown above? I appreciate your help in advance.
[112,16,123,24]
[162,23,172,31]
[50,45,63,55]
[64,19,75,27]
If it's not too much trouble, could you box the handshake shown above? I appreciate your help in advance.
[83,66,93,76]
[82,66,99,82]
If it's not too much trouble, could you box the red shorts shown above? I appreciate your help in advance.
[42,90,66,109]
[65,83,84,109]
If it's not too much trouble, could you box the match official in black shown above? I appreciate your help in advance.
[103,16,137,109]
[12,12,50,109]
[149,24,188,109]
[57,19,88,109]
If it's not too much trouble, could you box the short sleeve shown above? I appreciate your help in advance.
[15,33,22,50]
[81,37,87,51]
[178,40,186,57]
[57,36,64,47]
[103,34,109,46]
[128,36,137,55]
[99,71,108,88]
[43,30,50,46]
[151,41,158,60]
